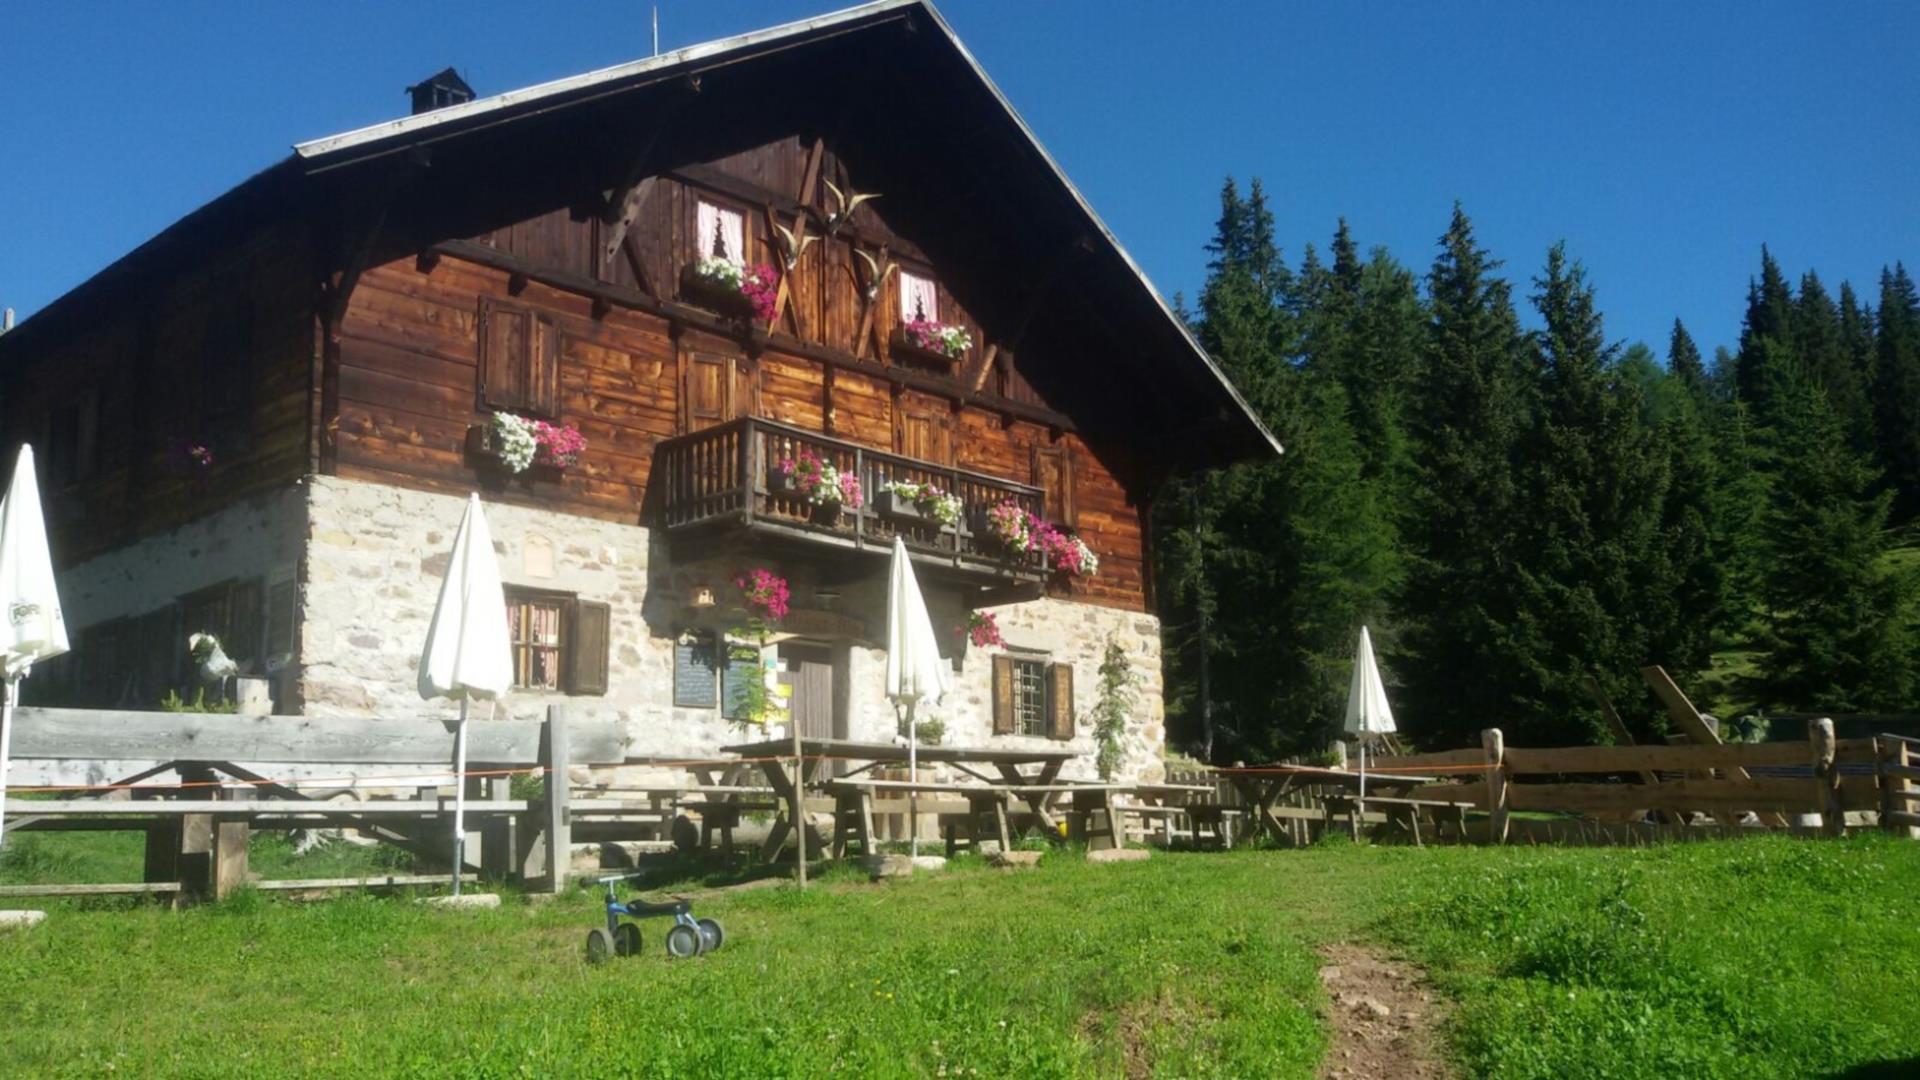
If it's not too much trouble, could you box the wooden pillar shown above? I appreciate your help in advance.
[481,774,514,882]
[212,781,251,901]
[1810,718,1845,838]
[1482,729,1508,845]
[1882,737,1920,839]
[539,705,571,893]
[176,764,216,902]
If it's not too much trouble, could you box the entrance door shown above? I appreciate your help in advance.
[781,644,838,742]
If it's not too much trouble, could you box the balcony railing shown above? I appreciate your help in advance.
[655,417,1049,581]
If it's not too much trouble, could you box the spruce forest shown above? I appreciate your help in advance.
[1156,180,1920,759]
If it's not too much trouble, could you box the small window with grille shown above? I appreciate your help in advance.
[1012,657,1048,737]
[506,588,567,691]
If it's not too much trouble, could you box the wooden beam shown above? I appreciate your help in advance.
[6,706,626,765]
[1641,665,1790,827]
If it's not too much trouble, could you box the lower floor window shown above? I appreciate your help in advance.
[506,590,566,691]
[1012,658,1048,737]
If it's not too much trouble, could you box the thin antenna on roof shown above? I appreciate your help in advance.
[652,6,660,56]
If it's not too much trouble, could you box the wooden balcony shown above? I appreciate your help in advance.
[655,417,1049,590]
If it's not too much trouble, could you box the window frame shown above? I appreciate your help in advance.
[896,267,940,326]
[1010,656,1049,738]
[691,195,750,267]
[504,585,572,693]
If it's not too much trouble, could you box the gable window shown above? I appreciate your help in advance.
[898,269,939,325]
[504,586,612,695]
[992,653,1075,741]
[478,298,559,417]
[695,199,746,265]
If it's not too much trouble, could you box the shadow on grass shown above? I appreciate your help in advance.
[1827,1062,1920,1079]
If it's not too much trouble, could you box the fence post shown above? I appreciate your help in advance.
[1482,729,1508,845]
[540,705,571,893]
[1810,718,1844,837]
[1883,737,1920,839]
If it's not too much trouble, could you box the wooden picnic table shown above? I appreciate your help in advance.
[717,738,1078,862]
[1212,765,1439,844]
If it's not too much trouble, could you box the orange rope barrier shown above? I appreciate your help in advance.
[11,766,550,795]
[1211,762,1489,776]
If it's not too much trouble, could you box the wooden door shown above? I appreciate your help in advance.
[783,644,837,741]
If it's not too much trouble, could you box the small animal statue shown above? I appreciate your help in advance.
[188,632,238,702]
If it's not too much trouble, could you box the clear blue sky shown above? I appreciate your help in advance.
[3,1,1915,358]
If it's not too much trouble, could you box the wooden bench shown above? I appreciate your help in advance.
[1321,795,1471,846]
[818,779,1015,858]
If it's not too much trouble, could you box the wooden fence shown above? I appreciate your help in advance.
[2,705,626,900]
[1374,720,1914,843]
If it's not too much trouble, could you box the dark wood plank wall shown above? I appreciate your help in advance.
[3,221,314,565]
[335,136,1150,611]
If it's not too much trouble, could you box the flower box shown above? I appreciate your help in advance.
[467,423,560,473]
[680,261,779,322]
[888,326,963,366]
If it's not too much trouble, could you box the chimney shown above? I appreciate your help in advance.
[1,308,14,334]
[406,67,475,115]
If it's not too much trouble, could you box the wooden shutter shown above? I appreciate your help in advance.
[567,599,612,696]
[991,654,1015,735]
[898,405,952,465]
[686,354,729,431]
[528,315,560,417]
[1047,662,1075,741]
[1033,446,1074,526]
[480,298,527,409]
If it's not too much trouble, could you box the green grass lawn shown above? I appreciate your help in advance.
[2,835,1918,1078]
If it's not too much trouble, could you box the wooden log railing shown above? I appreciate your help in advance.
[655,417,1049,579]
[1379,723,1906,844]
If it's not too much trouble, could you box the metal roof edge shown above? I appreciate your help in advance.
[293,0,918,161]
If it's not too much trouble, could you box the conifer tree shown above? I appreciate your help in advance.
[1794,271,1872,451]
[1668,318,1708,401]
[1759,376,1916,710]
[1875,263,1920,525]
[1398,205,1531,748]
[1735,246,1798,423]
[1509,243,1671,743]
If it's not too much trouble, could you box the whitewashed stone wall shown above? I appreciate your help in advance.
[55,484,307,631]
[294,475,1165,780]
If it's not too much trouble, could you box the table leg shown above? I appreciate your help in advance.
[998,762,1063,834]
[994,794,1012,852]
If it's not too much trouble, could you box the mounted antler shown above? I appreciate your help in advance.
[822,179,881,235]
[772,221,817,271]
[853,247,897,302]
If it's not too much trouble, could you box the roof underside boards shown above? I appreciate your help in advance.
[3,0,1278,472]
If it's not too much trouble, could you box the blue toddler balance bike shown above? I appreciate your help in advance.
[585,871,725,963]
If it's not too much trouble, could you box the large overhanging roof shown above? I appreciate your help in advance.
[7,0,1279,466]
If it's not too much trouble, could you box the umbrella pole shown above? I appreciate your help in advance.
[792,705,807,889]
[0,678,15,851]
[907,701,919,859]
[451,697,469,896]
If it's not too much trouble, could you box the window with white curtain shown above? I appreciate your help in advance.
[898,269,940,324]
[695,200,746,265]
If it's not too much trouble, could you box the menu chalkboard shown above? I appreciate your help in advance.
[672,633,719,708]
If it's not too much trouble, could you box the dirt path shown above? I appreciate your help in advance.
[1317,943,1451,1080]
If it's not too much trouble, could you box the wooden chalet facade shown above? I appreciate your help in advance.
[0,1,1275,778]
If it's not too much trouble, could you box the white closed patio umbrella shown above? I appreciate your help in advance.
[418,494,513,895]
[0,446,68,851]
[884,537,950,856]
[1342,625,1396,801]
